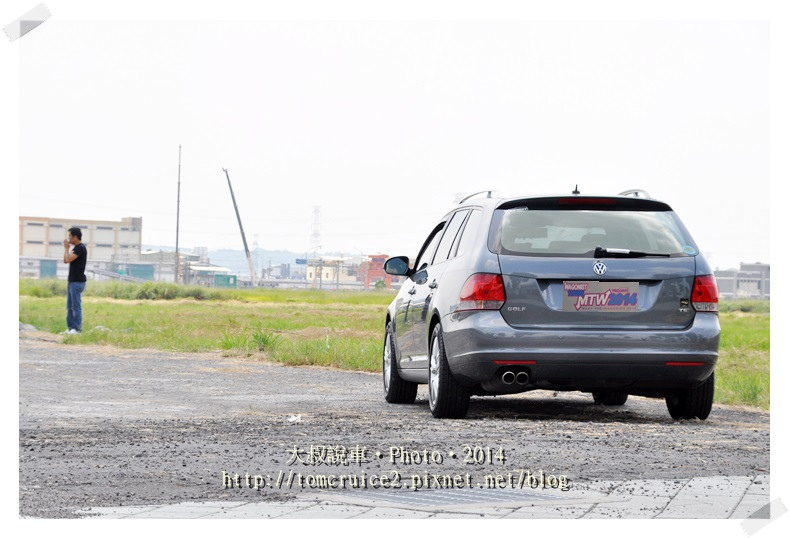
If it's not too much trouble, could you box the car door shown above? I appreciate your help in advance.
[390,278,413,364]
[396,222,445,369]
[408,210,470,369]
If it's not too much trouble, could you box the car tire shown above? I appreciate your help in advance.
[428,324,470,418]
[592,391,629,406]
[383,321,417,404]
[665,372,714,420]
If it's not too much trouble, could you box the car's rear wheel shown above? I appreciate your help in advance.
[592,391,629,406]
[665,373,714,420]
[383,321,417,404]
[428,324,470,418]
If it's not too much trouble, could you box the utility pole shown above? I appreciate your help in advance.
[175,145,182,284]
[222,168,256,286]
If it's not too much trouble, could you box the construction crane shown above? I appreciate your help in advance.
[222,168,256,286]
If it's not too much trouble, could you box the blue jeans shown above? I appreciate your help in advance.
[66,281,86,331]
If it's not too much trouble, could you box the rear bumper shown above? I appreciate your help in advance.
[441,310,720,395]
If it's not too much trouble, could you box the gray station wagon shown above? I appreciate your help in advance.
[382,190,720,420]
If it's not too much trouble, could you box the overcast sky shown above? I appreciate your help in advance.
[14,15,769,269]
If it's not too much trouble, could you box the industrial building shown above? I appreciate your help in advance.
[18,214,238,286]
[19,215,147,281]
[19,216,142,261]
[304,254,398,290]
[19,214,397,291]
[714,263,770,300]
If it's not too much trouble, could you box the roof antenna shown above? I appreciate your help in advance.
[572,185,580,195]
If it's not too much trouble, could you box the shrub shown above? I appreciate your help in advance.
[251,329,282,351]
[719,299,769,314]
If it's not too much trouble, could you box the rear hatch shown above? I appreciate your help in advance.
[491,196,699,330]
[498,256,695,329]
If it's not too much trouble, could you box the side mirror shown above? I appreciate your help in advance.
[383,256,411,276]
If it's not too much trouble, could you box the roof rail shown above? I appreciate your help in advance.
[618,189,652,199]
[457,190,494,204]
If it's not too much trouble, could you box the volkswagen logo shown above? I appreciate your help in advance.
[593,261,607,276]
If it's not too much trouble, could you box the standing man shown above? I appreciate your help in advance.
[63,227,88,334]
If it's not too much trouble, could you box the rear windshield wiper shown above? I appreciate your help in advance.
[593,246,671,258]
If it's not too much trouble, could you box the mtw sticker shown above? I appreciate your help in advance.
[562,281,639,312]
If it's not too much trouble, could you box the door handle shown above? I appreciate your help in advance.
[408,287,417,295]
[428,280,438,289]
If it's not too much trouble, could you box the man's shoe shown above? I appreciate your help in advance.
[65,328,79,335]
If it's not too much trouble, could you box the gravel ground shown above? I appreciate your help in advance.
[19,333,770,518]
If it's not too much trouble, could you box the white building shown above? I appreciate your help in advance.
[714,263,770,300]
[305,256,365,290]
[19,216,142,262]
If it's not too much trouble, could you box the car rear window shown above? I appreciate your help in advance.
[492,208,697,257]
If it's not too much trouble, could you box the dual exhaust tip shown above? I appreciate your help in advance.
[502,371,529,386]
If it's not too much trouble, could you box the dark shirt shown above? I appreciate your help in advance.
[68,243,88,282]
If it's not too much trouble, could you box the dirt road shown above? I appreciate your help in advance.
[19,336,769,518]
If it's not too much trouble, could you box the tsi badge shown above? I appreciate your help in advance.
[593,261,607,276]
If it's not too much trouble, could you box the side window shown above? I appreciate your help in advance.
[433,210,469,265]
[413,223,445,272]
[453,209,482,258]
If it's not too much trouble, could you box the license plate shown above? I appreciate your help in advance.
[562,281,639,312]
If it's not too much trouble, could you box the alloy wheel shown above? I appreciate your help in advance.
[429,335,440,411]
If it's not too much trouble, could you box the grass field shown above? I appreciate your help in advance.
[716,311,770,409]
[19,280,393,374]
[18,279,769,409]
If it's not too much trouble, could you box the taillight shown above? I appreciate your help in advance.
[456,273,506,311]
[691,275,719,312]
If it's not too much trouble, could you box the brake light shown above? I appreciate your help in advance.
[457,273,506,311]
[557,197,617,206]
[691,275,719,312]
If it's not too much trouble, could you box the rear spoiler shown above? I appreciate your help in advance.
[497,196,672,212]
